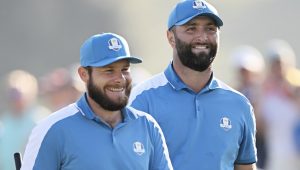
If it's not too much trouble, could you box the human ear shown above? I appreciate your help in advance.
[78,66,89,83]
[167,30,176,48]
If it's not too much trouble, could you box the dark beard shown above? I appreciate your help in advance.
[87,76,131,111]
[174,33,217,72]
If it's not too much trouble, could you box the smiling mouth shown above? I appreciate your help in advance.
[107,87,124,92]
[192,44,210,54]
[193,44,208,49]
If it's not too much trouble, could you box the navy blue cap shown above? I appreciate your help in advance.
[168,0,223,30]
[80,33,142,67]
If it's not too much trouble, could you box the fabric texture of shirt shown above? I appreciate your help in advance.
[129,63,257,170]
[21,94,173,170]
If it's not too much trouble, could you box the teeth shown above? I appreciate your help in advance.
[108,87,124,92]
[194,45,207,49]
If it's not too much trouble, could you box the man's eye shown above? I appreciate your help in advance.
[206,26,217,33]
[105,70,113,73]
[122,68,130,72]
[186,27,196,31]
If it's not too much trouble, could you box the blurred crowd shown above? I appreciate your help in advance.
[0,63,84,170]
[231,39,300,170]
[0,39,300,170]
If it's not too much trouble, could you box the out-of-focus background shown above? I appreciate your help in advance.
[1,0,300,170]
[0,0,299,85]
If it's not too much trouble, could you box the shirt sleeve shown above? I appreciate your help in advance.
[21,123,63,170]
[147,115,173,170]
[235,103,257,164]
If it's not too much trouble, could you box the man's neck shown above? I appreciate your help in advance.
[87,96,123,128]
[173,58,212,93]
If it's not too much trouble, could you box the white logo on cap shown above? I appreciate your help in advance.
[108,38,122,51]
[193,0,206,10]
[133,141,145,156]
[220,117,232,131]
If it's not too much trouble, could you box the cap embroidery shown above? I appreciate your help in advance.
[193,0,206,10]
[108,37,122,51]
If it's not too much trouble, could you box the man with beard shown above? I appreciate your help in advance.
[20,33,173,170]
[129,0,257,170]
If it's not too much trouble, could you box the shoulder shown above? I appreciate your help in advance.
[33,104,80,135]
[133,72,168,92]
[21,103,81,169]
[127,106,159,127]
[129,72,168,103]
[214,78,251,104]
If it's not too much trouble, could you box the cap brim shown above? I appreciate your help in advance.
[88,56,142,67]
[175,13,223,27]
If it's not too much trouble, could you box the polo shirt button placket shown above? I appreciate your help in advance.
[195,96,201,118]
[112,129,116,145]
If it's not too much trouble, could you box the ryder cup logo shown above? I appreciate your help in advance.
[193,0,206,10]
[133,141,145,156]
[220,117,232,131]
[108,37,122,51]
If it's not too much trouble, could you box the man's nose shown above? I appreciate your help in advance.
[113,72,126,83]
[194,28,208,42]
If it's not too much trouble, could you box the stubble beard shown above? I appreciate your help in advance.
[87,76,131,111]
[174,33,218,72]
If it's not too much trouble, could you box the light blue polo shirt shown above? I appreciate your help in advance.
[129,63,257,170]
[21,94,173,170]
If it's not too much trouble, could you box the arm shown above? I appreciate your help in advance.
[148,115,173,170]
[234,102,257,166]
[21,123,62,170]
[234,164,257,170]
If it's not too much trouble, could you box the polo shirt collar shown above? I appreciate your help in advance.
[164,62,189,91]
[164,62,223,93]
[75,93,131,122]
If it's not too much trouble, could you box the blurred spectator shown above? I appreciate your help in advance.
[0,70,50,170]
[231,45,267,169]
[231,45,265,101]
[261,39,300,170]
[290,68,300,154]
[39,63,84,111]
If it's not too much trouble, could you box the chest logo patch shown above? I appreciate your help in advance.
[220,117,232,131]
[133,141,145,155]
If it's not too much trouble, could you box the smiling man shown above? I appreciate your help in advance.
[129,0,257,170]
[20,33,173,170]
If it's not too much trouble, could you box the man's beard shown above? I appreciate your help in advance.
[174,34,217,72]
[87,76,131,111]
